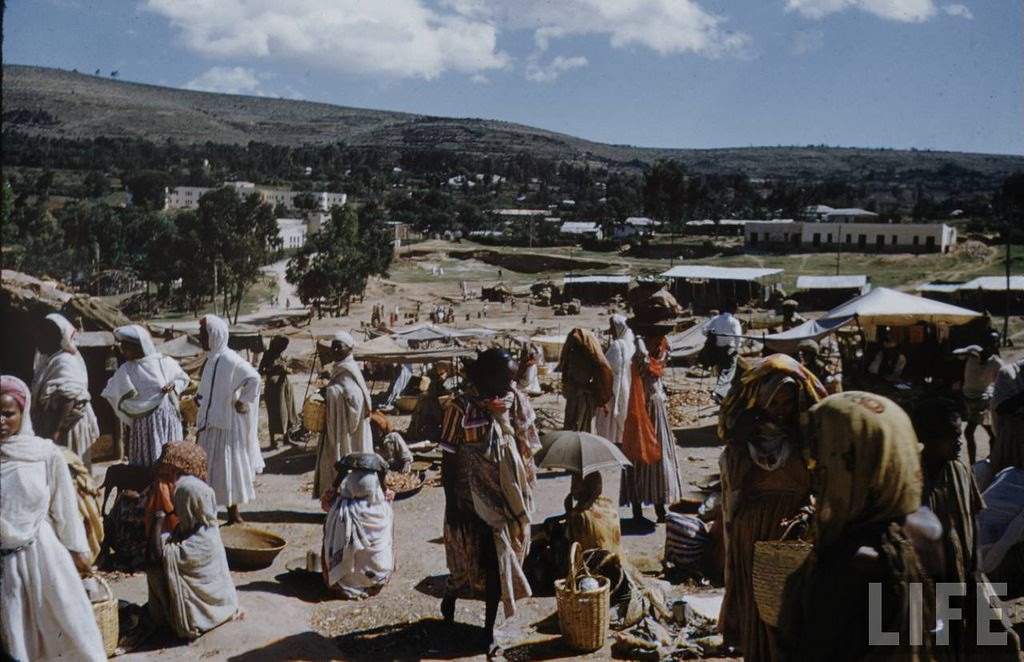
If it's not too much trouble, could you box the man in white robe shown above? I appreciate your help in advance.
[314,331,373,499]
[31,313,100,470]
[196,315,262,524]
[595,314,635,445]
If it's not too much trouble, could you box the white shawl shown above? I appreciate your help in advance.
[0,383,89,553]
[103,325,190,424]
[196,315,263,473]
[324,470,394,595]
[595,315,634,444]
[31,313,93,418]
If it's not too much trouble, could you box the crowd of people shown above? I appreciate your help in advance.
[2,303,1023,661]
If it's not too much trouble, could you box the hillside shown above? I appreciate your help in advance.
[4,64,1023,183]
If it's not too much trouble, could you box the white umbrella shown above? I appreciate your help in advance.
[534,430,631,476]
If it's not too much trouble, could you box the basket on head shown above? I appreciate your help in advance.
[751,538,812,627]
[179,395,198,426]
[302,398,326,433]
[554,542,610,652]
[90,575,119,657]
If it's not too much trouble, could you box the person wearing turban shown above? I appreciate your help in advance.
[313,331,373,499]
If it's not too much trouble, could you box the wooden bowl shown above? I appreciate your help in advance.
[394,395,421,414]
[220,526,287,570]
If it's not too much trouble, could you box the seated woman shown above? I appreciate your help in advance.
[147,475,241,640]
[564,471,622,557]
[320,453,395,598]
[145,441,210,537]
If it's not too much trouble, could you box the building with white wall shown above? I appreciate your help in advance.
[744,220,956,254]
[162,182,346,212]
[275,218,308,249]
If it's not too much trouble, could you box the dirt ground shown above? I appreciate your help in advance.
[100,244,1018,661]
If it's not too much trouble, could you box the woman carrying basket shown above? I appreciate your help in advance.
[717,354,826,662]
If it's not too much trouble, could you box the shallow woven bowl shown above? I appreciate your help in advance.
[221,526,287,570]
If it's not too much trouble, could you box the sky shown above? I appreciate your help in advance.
[5,0,1022,155]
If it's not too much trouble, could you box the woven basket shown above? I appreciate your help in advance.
[221,526,287,569]
[302,398,326,433]
[555,542,610,652]
[179,395,198,425]
[90,575,119,657]
[752,539,812,627]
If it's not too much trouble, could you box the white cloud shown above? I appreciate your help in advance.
[144,0,509,80]
[185,66,264,95]
[791,29,825,55]
[943,4,973,19]
[526,55,588,82]
[785,0,937,22]
[470,73,491,84]
[469,0,751,59]
[147,0,750,83]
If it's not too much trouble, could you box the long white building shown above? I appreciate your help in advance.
[162,181,347,212]
[744,220,957,254]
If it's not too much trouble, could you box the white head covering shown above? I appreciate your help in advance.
[596,314,635,444]
[202,315,230,355]
[0,375,35,438]
[114,324,158,356]
[332,331,356,353]
[45,313,78,354]
[1,375,53,464]
[173,475,219,532]
[103,325,190,424]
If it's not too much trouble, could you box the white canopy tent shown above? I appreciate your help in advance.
[748,287,982,353]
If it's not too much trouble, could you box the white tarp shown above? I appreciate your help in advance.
[660,265,783,282]
[796,275,869,291]
[822,287,981,326]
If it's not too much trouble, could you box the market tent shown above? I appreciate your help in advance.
[822,287,980,327]
[667,324,710,360]
[755,287,982,353]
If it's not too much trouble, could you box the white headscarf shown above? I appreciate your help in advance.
[103,325,190,424]
[330,331,372,417]
[30,314,92,415]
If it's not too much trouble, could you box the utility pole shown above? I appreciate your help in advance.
[1005,217,1012,346]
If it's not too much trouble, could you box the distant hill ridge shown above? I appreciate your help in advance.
[3,64,1023,182]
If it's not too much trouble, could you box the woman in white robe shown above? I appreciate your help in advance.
[102,324,190,467]
[196,315,262,524]
[321,453,395,598]
[314,332,373,499]
[595,315,635,445]
[147,475,241,640]
[1,375,107,662]
[30,312,100,469]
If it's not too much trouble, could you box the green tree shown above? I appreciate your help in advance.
[292,191,318,212]
[286,205,392,317]
[643,160,689,232]
[124,171,171,210]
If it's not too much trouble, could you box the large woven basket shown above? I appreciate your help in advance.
[221,526,287,570]
[302,398,326,433]
[752,539,812,627]
[179,395,198,426]
[90,575,119,657]
[554,542,610,652]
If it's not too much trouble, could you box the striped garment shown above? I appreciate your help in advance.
[127,397,183,467]
[664,512,709,566]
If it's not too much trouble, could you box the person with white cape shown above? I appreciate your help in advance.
[1,375,107,661]
[314,331,373,499]
[102,324,190,467]
[320,453,395,598]
[595,315,634,445]
[196,315,263,525]
[30,312,100,470]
